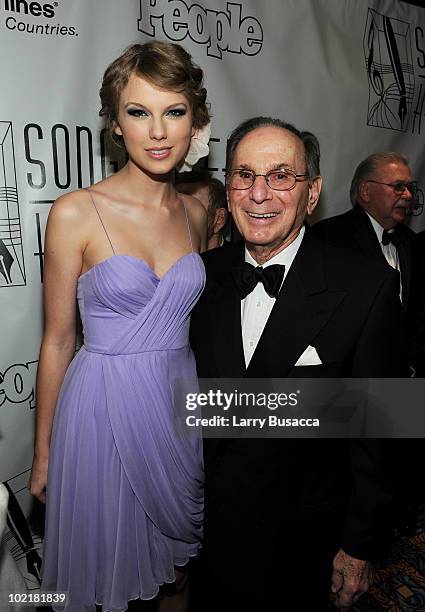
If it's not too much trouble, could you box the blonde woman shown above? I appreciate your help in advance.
[29,42,210,611]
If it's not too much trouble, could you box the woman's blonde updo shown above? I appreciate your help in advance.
[100,41,210,139]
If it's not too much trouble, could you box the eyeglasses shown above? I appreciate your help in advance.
[226,168,309,191]
[366,179,418,197]
[367,179,423,216]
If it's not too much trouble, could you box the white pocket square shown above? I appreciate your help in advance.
[294,345,322,366]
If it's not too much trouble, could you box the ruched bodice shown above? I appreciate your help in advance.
[42,245,206,612]
[77,252,204,354]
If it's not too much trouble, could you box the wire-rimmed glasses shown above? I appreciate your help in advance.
[366,180,423,216]
[226,168,309,191]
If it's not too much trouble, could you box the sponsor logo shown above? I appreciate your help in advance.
[1,0,55,18]
[138,0,263,59]
[364,8,425,135]
[0,122,26,287]
[1,0,79,37]
[0,359,37,410]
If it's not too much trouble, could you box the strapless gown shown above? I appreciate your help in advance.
[41,252,205,612]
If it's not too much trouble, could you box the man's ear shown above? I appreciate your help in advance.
[306,175,322,215]
[358,180,370,203]
[113,120,123,137]
[213,208,229,234]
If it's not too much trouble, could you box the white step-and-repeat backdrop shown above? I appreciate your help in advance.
[0,0,424,588]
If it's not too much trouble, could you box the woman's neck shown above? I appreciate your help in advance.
[116,161,176,207]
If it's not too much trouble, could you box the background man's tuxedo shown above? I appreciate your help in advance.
[190,227,402,609]
[314,205,425,536]
[314,205,425,375]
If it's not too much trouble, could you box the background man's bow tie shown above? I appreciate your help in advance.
[232,262,285,299]
[382,229,401,247]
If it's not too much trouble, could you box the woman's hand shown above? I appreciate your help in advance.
[28,455,48,504]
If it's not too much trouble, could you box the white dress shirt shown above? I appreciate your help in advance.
[241,226,305,367]
[366,212,402,299]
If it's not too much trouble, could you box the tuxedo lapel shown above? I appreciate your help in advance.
[350,206,387,264]
[247,228,346,377]
[207,243,246,378]
[200,243,245,464]
[352,208,413,308]
[397,229,412,309]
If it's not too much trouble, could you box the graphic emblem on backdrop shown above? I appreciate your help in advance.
[1,479,42,593]
[364,9,415,132]
[0,122,25,287]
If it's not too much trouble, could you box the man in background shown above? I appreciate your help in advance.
[314,152,425,533]
[314,152,424,376]
[177,172,229,250]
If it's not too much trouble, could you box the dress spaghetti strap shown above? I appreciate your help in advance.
[181,199,194,253]
[85,188,116,255]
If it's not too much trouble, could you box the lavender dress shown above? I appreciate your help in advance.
[41,192,205,611]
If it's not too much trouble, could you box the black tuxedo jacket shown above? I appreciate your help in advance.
[314,205,425,374]
[190,226,402,563]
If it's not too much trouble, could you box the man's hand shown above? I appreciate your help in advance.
[331,548,373,609]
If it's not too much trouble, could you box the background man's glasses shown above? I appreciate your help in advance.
[366,179,423,216]
[366,179,417,197]
[227,168,309,191]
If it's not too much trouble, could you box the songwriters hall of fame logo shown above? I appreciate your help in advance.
[0,121,26,287]
[364,9,421,133]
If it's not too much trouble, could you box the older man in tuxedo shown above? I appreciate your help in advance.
[314,153,425,535]
[190,118,402,611]
[314,152,424,376]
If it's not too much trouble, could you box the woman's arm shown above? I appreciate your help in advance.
[29,193,86,503]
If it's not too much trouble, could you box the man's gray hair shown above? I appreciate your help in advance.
[350,152,409,206]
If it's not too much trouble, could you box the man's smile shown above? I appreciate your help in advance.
[245,211,279,219]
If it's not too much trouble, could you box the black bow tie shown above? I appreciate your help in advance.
[382,229,401,247]
[232,262,285,299]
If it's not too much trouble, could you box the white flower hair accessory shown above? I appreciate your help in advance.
[178,123,211,173]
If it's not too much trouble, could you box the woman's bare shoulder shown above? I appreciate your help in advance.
[179,193,207,223]
[48,189,92,223]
